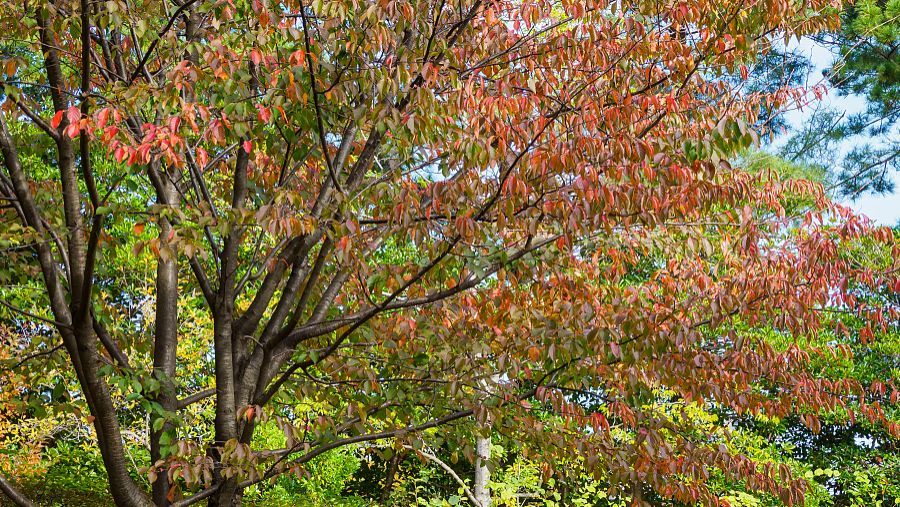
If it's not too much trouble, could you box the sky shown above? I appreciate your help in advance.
[778,39,900,226]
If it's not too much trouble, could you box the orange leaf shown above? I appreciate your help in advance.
[50,110,64,129]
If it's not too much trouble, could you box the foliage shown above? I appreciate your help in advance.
[242,422,365,506]
[782,0,900,198]
[830,0,900,130]
[0,0,898,507]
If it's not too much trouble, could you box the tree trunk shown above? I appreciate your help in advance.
[72,323,154,507]
[381,449,404,504]
[473,432,491,507]
[150,177,179,506]
[0,110,152,507]
[208,151,245,507]
[208,312,239,507]
[0,473,36,507]
[474,374,498,507]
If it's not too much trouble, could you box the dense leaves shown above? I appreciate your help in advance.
[0,0,898,506]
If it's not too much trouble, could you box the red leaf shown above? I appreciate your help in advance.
[250,49,262,66]
[50,110,64,129]
[66,106,81,124]
[257,105,272,123]
[196,147,209,168]
[97,108,110,128]
[65,122,80,139]
[243,140,252,154]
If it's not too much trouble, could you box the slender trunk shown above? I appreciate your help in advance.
[381,450,404,504]
[150,179,179,506]
[473,431,491,507]
[474,374,498,507]
[208,312,239,507]
[208,150,248,507]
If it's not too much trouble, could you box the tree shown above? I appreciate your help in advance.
[785,0,900,198]
[0,0,898,506]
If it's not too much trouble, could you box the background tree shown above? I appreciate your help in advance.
[784,0,900,197]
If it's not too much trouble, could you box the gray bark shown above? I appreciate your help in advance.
[473,430,491,507]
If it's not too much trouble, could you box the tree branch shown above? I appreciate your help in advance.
[175,388,216,409]
[92,310,131,368]
[0,474,36,507]
[128,0,204,83]
[299,0,342,194]
[2,90,59,140]
[404,445,482,507]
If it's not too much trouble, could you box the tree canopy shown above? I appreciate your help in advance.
[0,0,898,506]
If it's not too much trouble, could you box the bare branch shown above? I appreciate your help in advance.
[128,0,204,83]
[403,445,482,507]
[175,388,216,409]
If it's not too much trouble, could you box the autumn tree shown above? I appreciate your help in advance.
[0,0,899,506]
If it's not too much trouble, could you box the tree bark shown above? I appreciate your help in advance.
[381,449,403,504]
[208,309,239,507]
[150,177,180,506]
[474,374,498,507]
[0,473,36,507]
[71,321,154,507]
[473,432,491,507]
[208,150,248,507]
